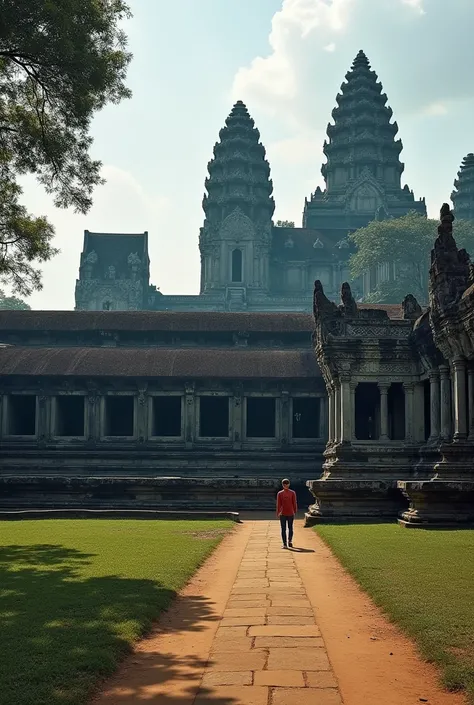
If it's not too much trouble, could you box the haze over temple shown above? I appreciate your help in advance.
[1,50,474,527]
[75,51,434,313]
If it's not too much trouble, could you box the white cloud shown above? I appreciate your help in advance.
[402,0,425,14]
[422,102,449,117]
[324,42,336,52]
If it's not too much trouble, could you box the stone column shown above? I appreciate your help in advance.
[439,365,452,441]
[468,366,474,442]
[453,357,468,441]
[232,385,243,449]
[280,390,290,446]
[378,382,390,441]
[184,384,195,449]
[327,387,334,444]
[334,382,341,444]
[136,387,148,444]
[340,377,352,443]
[87,390,101,442]
[403,382,414,442]
[37,392,50,445]
[428,368,441,443]
[350,382,357,441]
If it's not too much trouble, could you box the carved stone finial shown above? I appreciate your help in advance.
[313,280,337,322]
[402,293,422,320]
[340,282,357,317]
[434,203,456,251]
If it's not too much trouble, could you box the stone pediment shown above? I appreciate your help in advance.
[219,207,256,241]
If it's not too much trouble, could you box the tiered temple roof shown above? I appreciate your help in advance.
[451,153,474,221]
[322,49,403,187]
[202,101,275,224]
[304,50,426,233]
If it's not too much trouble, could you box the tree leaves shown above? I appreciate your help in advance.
[349,212,474,303]
[0,0,132,292]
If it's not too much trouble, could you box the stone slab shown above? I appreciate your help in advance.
[194,686,269,705]
[267,615,313,625]
[249,625,320,637]
[267,606,313,616]
[214,626,248,639]
[211,637,253,652]
[267,648,331,671]
[223,608,267,618]
[220,616,266,627]
[201,671,252,687]
[306,671,339,689]
[207,651,267,672]
[254,670,305,687]
[254,636,325,649]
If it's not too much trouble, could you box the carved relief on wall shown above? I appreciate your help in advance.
[219,207,255,241]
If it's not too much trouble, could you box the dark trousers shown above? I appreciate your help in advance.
[280,515,294,545]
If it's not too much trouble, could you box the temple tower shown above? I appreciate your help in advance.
[75,231,151,310]
[303,50,426,239]
[451,153,474,222]
[199,101,275,309]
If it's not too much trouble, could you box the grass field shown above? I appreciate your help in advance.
[0,519,232,705]
[316,524,474,702]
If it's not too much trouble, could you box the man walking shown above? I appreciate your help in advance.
[276,478,297,548]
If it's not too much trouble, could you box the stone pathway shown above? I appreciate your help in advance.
[195,521,341,705]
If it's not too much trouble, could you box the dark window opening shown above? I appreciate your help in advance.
[292,397,320,439]
[231,249,243,283]
[388,383,405,440]
[199,396,229,437]
[355,383,380,440]
[246,397,276,438]
[104,396,134,436]
[102,300,113,311]
[7,395,36,436]
[152,396,182,437]
[55,396,85,436]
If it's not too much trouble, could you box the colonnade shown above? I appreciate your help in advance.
[326,359,474,446]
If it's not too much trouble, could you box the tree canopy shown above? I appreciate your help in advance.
[349,211,474,304]
[0,0,132,294]
[0,286,30,309]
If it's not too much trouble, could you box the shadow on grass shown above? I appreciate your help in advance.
[0,544,235,705]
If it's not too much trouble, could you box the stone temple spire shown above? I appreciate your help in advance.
[199,101,275,299]
[322,49,403,192]
[202,100,275,225]
[304,50,426,232]
[451,153,474,221]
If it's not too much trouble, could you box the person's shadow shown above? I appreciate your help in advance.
[288,547,314,553]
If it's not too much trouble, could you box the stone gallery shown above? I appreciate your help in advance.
[1,52,473,525]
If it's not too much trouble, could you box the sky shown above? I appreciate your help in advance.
[21,0,474,309]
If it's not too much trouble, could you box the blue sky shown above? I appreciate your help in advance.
[22,0,474,309]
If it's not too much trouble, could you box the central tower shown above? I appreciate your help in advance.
[199,101,275,309]
[304,50,426,238]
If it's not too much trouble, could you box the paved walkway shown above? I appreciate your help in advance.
[94,519,467,705]
[194,521,341,705]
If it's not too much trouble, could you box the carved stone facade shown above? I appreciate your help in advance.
[0,311,326,511]
[306,204,474,527]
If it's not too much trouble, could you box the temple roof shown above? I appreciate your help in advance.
[451,153,474,220]
[0,308,405,334]
[0,347,320,378]
[202,101,275,223]
[0,310,313,333]
[322,49,404,181]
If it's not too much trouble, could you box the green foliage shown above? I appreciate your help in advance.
[349,212,474,304]
[317,525,474,702]
[0,286,30,308]
[276,220,295,228]
[0,519,231,705]
[0,0,132,292]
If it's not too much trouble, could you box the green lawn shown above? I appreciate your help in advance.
[0,519,232,705]
[316,525,474,702]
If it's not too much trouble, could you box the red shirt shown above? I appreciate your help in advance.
[277,488,297,517]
